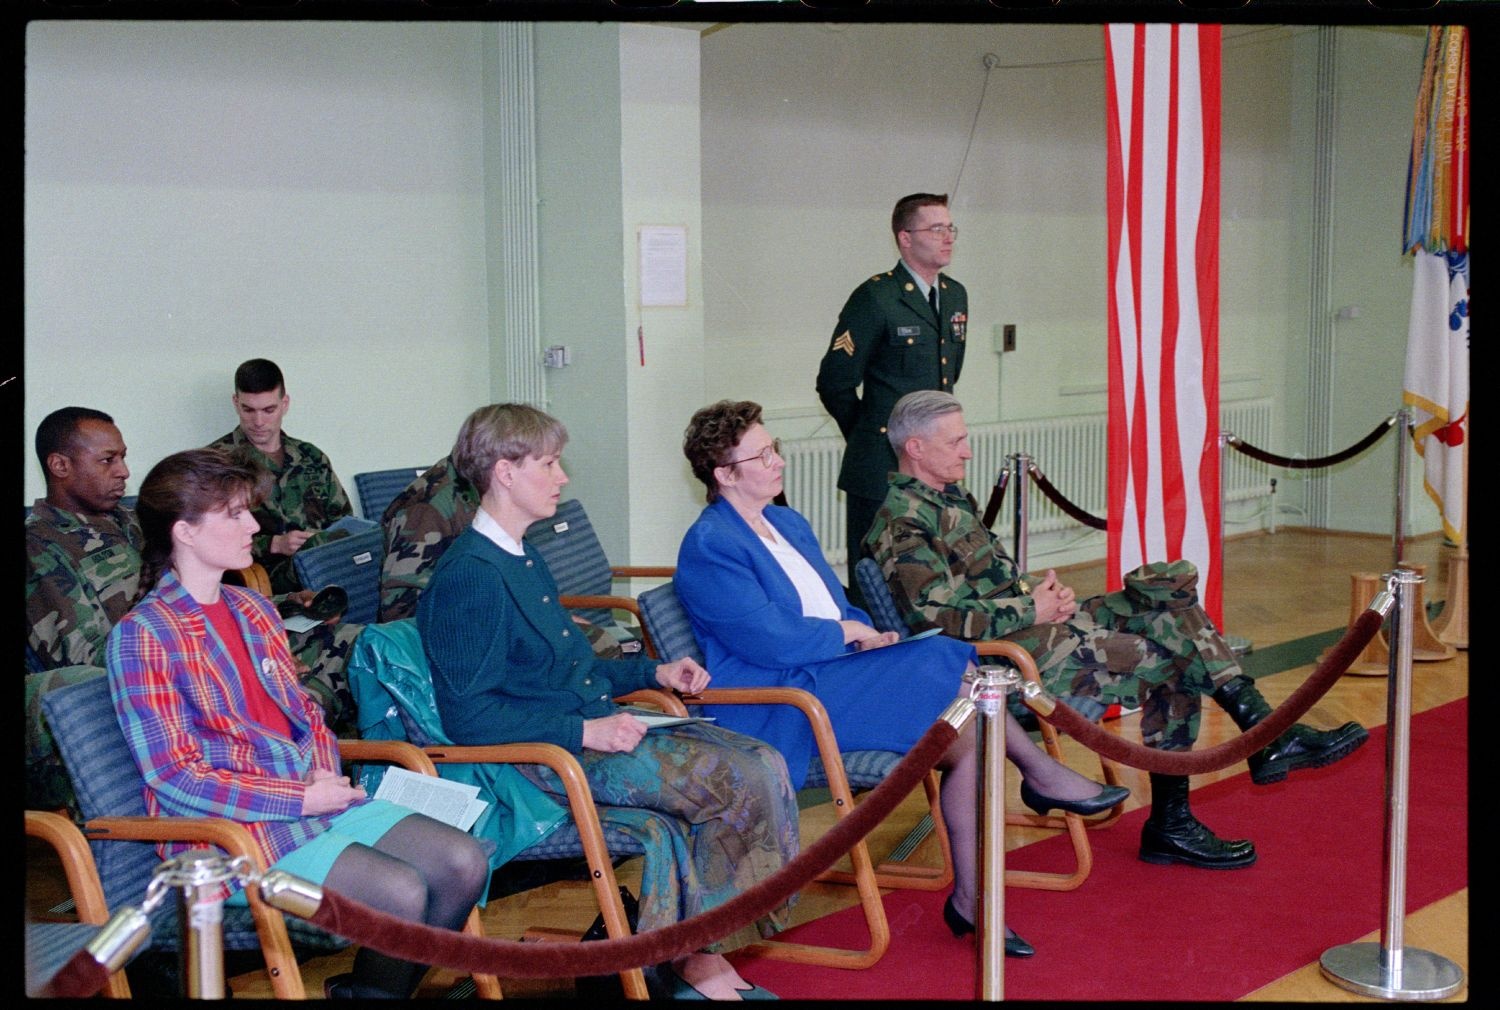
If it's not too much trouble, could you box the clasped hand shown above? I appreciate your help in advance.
[1030,569,1078,624]
[301,766,366,816]
[582,658,712,754]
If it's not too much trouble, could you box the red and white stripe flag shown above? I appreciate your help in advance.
[1104,23,1224,626]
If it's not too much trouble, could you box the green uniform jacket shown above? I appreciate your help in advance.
[210,427,353,594]
[816,262,968,502]
[25,501,146,670]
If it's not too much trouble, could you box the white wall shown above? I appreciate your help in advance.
[699,22,1438,542]
[23,19,1442,558]
[24,21,493,510]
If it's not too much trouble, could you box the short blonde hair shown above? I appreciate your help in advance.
[452,403,568,494]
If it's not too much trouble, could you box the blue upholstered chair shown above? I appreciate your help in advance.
[345,620,667,1000]
[40,675,498,999]
[291,517,384,625]
[26,809,141,998]
[353,468,426,523]
[523,499,674,655]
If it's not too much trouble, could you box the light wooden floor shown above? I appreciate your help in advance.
[27,528,1468,1000]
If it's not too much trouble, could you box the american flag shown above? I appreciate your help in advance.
[1104,23,1224,626]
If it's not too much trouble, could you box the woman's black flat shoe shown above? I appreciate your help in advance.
[943,895,1035,957]
[1020,779,1130,817]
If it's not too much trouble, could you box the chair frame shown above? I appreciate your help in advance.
[27,809,133,998]
[75,739,498,1000]
[387,688,685,1002]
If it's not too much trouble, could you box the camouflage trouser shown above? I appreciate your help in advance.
[288,621,365,738]
[1005,589,1242,751]
[26,664,107,814]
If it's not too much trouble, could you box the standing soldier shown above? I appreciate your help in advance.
[816,193,967,603]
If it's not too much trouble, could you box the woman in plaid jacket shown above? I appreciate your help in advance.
[106,447,489,1000]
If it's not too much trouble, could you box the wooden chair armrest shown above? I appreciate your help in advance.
[973,639,1044,684]
[615,689,690,717]
[420,742,634,949]
[27,810,112,926]
[610,565,676,580]
[82,815,268,867]
[338,738,439,776]
[223,562,273,598]
[687,687,859,813]
[560,594,659,658]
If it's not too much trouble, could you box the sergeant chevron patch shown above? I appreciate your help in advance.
[832,330,856,356]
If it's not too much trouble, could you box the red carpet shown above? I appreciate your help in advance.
[733,699,1468,1001]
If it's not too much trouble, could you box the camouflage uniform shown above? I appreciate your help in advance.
[209,427,353,595]
[378,456,624,659]
[864,473,1242,751]
[379,456,480,623]
[25,499,363,743]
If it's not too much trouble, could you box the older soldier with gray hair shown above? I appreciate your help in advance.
[864,389,1369,870]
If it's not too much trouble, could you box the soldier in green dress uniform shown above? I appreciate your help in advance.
[816,193,968,602]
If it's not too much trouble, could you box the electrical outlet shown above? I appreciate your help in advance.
[1002,324,1017,352]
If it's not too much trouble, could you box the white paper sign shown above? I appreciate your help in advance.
[638,225,688,307]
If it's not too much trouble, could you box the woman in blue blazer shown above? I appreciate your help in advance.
[676,401,1127,958]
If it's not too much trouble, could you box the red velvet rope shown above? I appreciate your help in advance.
[1027,463,1108,530]
[304,720,959,978]
[980,469,1011,530]
[1024,609,1384,776]
[35,946,111,999]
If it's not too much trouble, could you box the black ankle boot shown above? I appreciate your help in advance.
[1138,773,1256,869]
[1212,675,1369,785]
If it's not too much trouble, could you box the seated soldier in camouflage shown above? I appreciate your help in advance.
[864,390,1369,870]
[210,358,354,595]
[377,453,625,659]
[26,407,365,753]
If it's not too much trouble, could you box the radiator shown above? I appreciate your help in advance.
[781,398,1274,565]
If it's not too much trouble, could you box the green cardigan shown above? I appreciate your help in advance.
[417,527,660,752]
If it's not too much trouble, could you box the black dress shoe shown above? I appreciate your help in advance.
[942,895,1035,957]
[1020,780,1131,817]
[1249,721,1369,786]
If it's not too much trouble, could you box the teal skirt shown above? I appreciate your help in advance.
[225,799,413,906]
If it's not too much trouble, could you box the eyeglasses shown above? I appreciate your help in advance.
[905,224,959,239]
[725,439,782,469]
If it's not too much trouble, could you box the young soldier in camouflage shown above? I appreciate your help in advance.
[377,453,624,659]
[865,390,1369,870]
[27,408,364,749]
[209,358,353,595]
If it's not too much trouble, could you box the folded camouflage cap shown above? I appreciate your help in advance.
[1109,559,1201,615]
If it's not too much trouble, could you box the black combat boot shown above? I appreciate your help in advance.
[1139,772,1257,868]
[1212,675,1369,785]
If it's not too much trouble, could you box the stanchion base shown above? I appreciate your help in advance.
[1320,943,1464,1000]
[1226,634,1252,657]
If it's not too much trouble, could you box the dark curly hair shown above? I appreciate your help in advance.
[136,447,270,589]
[682,400,764,503]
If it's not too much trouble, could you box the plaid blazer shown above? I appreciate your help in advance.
[106,569,349,869]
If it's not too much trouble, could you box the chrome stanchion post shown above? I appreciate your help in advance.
[1394,406,1412,566]
[1320,569,1464,1000]
[153,849,247,999]
[1009,452,1031,573]
[968,663,1018,1001]
[1219,431,1251,657]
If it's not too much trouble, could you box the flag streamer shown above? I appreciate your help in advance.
[1105,23,1224,626]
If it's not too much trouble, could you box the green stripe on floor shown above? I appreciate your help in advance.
[1240,628,1345,680]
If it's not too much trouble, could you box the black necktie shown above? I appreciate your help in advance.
[928,285,939,317]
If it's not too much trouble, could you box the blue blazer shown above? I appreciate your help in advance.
[675,498,889,787]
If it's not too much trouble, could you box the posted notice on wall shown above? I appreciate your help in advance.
[638,225,688,307]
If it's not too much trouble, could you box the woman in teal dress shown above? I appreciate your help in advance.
[418,403,797,1001]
